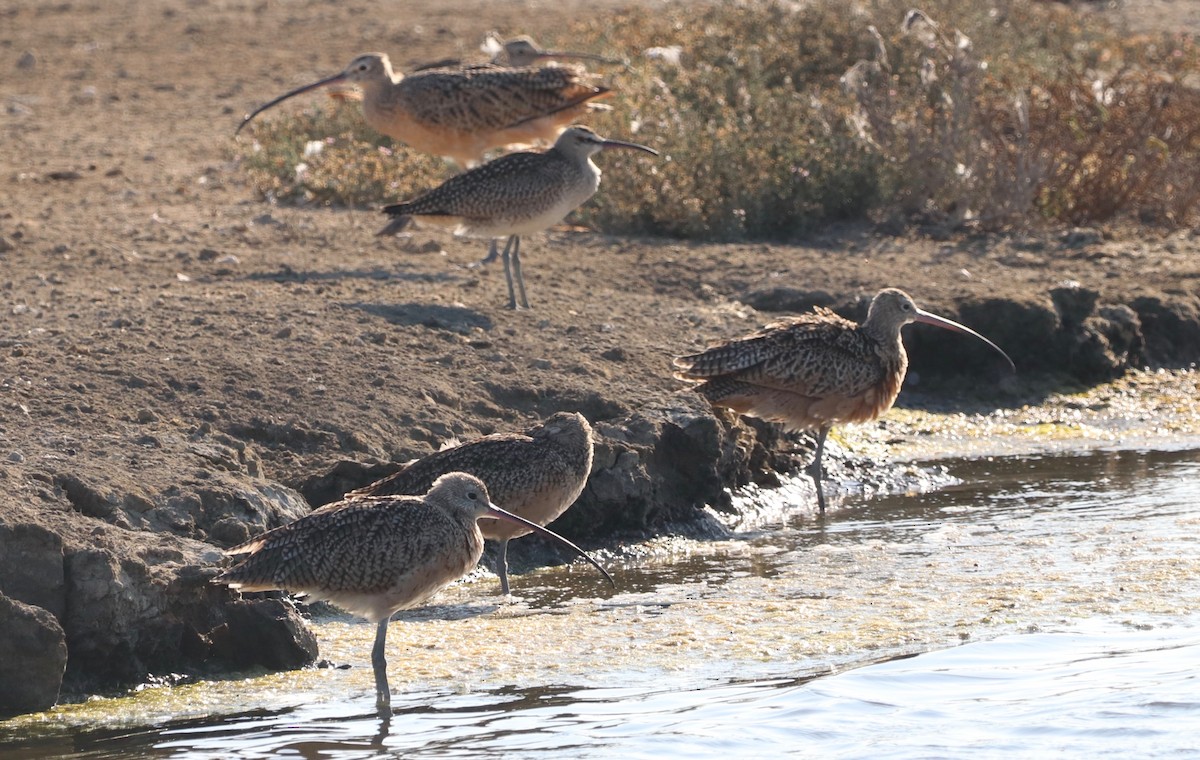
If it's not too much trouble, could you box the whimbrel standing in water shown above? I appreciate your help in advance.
[376,125,658,309]
[673,288,1014,513]
[215,472,612,709]
[235,53,612,168]
[349,412,594,595]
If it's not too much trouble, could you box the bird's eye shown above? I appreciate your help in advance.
[467,491,478,500]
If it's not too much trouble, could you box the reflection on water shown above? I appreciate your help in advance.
[3,447,1199,758]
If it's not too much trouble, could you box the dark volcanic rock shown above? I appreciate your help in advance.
[752,287,1179,384]
[0,493,320,706]
[0,521,65,619]
[1131,295,1200,366]
[209,598,319,671]
[742,287,837,314]
[527,394,790,550]
[0,594,67,717]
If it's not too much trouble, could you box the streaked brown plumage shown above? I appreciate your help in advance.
[376,125,658,309]
[348,412,594,596]
[674,288,1014,513]
[235,52,612,168]
[215,472,612,709]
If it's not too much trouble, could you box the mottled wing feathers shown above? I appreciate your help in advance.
[398,65,608,132]
[382,151,573,222]
[350,432,534,499]
[675,310,885,399]
[218,496,455,595]
[349,429,582,506]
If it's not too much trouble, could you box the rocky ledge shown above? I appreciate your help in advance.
[2,282,1198,717]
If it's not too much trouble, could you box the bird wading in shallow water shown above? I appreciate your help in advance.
[673,288,1014,513]
[214,472,613,710]
[348,412,594,596]
[235,53,612,168]
[376,125,658,309]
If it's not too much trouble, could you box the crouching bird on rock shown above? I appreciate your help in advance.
[673,288,1014,513]
[348,412,594,596]
[214,472,613,710]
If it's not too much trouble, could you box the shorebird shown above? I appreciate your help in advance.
[349,412,594,595]
[235,52,612,168]
[376,125,658,309]
[215,472,613,709]
[414,35,623,72]
[673,288,1014,513]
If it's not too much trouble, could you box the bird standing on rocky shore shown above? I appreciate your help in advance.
[349,412,594,595]
[673,288,1014,513]
[350,408,592,593]
[215,472,613,710]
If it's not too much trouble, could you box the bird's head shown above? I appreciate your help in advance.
[339,53,393,84]
[555,126,659,160]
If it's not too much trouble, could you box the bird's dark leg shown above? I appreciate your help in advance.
[496,538,512,596]
[478,239,500,266]
[510,236,529,309]
[806,425,831,514]
[372,618,391,710]
[499,235,520,310]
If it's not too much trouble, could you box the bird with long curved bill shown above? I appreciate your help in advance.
[674,288,1014,513]
[215,472,614,710]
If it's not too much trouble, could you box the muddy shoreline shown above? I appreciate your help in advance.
[4,0,1200,717]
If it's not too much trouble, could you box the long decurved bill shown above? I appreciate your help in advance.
[485,502,615,588]
[914,310,1016,371]
[600,139,659,157]
[235,72,349,135]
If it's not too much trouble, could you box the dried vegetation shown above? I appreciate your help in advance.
[236,0,1200,238]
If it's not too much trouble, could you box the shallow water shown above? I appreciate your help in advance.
[3,447,1199,758]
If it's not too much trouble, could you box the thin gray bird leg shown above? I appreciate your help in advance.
[806,425,831,514]
[500,235,520,310]
[372,618,391,710]
[479,239,500,265]
[510,236,529,309]
[496,538,511,596]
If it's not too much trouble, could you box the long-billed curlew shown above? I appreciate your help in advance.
[214,472,613,709]
[376,125,658,309]
[235,53,612,168]
[414,35,623,72]
[349,412,594,596]
[673,288,1014,513]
